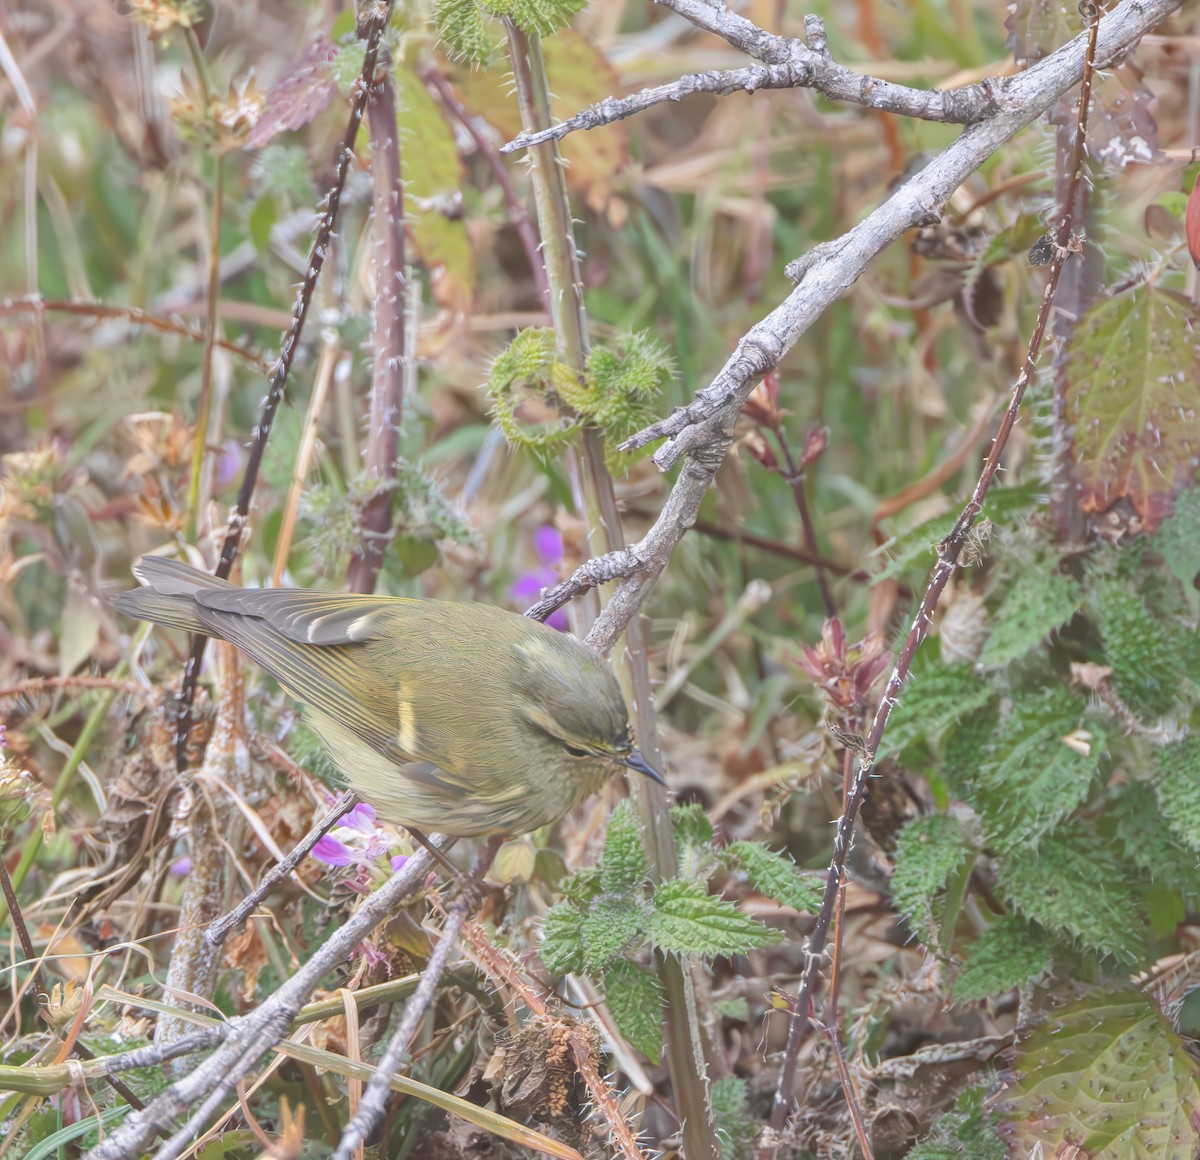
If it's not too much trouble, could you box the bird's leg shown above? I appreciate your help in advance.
[407,826,466,883]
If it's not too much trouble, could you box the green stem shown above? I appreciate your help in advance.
[504,22,720,1160]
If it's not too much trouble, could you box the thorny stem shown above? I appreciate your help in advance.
[172,2,392,768]
[768,7,1103,1128]
[347,49,407,596]
[420,65,550,304]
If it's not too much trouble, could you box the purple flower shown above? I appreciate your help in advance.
[511,524,569,631]
[390,854,409,872]
[311,835,354,867]
[170,856,192,877]
[214,440,242,490]
[534,525,563,564]
[341,803,377,834]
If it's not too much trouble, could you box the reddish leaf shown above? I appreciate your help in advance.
[246,34,338,149]
[1186,172,1200,268]
[1065,285,1200,532]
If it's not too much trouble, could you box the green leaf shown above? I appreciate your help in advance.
[1154,487,1200,607]
[247,194,279,256]
[711,1075,758,1160]
[1111,783,1200,902]
[645,879,781,958]
[671,803,714,850]
[393,65,475,312]
[996,989,1200,1159]
[540,902,586,974]
[26,1107,129,1160]
[907,1085,1006,1160]
[580,894,642,971]
[973,687,1102,849]
[486,0,588,37]
[997,827,1144,963]
[879,663,996,759]
[980,564,1080,667]
[600,800,647,895]
[603,960,663,1064]
[558,867,601,907]
[1091,579,1185,719]
[940,701,1000,800]
[434,0,497,63]
[891,815,978,951]
[487,328,581,455]
[723,841,823,913]
[1155,737,1200,852]
[1065,285,1200,533]
[952,916,1051,1003]
[393,533,439,578]
[671,803,717,881]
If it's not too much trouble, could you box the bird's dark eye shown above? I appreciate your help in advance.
[563,743,590,758]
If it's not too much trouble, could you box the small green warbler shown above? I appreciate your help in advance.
[114,556,662,836]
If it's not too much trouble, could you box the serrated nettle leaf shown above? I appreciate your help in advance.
[645,879,782,958]
[1065,285,1200,533]
[600,799,647,895]
[1155,737,1200,851]
[907,1083,1007,1160]
[973,688,1103,849]
[1111,783,1200,901]
[1091,579,1185,720]
[891,815,978,951]
[723,841,823,913]
[995,988,1200,1159]
[878,663,996,759]
[710,1075,759,1158]
[559,866,601,907]
[602,960,663,1064]
[951,915,1051,1004]
[540,902,586,975]
[997,827,1145,964]
[1153,487,1200,608]
[979,564,1081,668]
[671,803,718,881]
[580,894,643,972]
[434,0,496,64]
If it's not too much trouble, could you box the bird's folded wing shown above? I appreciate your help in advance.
[195,588,404,645]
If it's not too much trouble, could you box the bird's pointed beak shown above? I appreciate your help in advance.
[622,749,666,786]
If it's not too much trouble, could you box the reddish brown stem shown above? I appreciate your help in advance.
[172,6,392,765]
[347,52,407,596]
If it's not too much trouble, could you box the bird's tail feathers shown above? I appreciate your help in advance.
[112,556,234,634]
